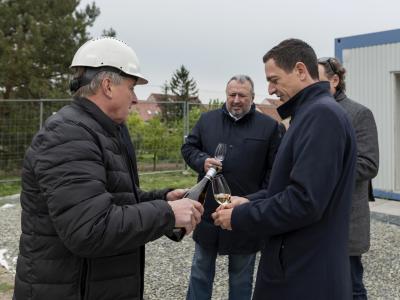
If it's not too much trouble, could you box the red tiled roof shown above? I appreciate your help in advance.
[255,104,282,122]
[147,93,201,103]
[131,98,283,123]
[131,101,161,121]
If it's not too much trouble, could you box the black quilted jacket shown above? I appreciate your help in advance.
[14,97,175,300]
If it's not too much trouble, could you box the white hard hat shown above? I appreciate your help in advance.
[70,37,148,85]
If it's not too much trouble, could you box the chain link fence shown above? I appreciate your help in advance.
[0,99,278,193]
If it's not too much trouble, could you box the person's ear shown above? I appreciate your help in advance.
[101,77,113,98]
[295,62,307,81]
[331,74,340,89]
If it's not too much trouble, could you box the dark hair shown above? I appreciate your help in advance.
[318,57,346,92]
[262,38,319,80]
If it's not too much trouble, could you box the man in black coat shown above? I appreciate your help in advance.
[13,37,204,300]
[213,39,357,300]
[182,75,283,300]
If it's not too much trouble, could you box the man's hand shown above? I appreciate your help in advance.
[204,158,222,172]
[212,206,233,230]
[214,196,249,212]
[166,189,189,201]
[212,196,249,230]
[230,196,249,206]
[168,199,204,235]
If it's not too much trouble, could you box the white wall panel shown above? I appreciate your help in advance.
[343,43,400,191]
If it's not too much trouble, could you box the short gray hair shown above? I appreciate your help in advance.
[73,67,124,98]
[226,75,255,97]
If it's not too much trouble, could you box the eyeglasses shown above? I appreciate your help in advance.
[318,57,337,75]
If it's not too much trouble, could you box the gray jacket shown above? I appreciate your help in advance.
[335,91,379,255]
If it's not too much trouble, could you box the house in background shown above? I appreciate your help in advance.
[130,101,161,121]
[335,28,400,200]
[133,93,285,124]
[257,98,283,122]
[146,93,202,104]
[131,93,203,122]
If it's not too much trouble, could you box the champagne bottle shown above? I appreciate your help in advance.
[166,167,217,242]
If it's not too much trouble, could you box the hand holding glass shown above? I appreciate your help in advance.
[212,175,231,205]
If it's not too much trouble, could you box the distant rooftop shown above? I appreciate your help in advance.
[131,100,161,121]
[147,93,201,104]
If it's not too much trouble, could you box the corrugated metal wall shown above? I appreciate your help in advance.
[342,43,400,191]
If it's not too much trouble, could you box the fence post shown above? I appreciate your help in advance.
[39,99,44,129]
[185,101,190,140]
[183,101,189,170]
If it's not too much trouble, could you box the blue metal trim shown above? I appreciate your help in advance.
[335,28,400,63]
[373,188,400,201]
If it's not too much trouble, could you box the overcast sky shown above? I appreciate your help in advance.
[79,0,400,103]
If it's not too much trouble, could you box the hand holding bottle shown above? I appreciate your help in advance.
[166,188,190,201]
[204,158,222,173]
[168,199,204,235]
[165,168,217,242]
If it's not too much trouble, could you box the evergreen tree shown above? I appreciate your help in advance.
[160,80,170,101]
[0,0,101,99]
[101,27,117,37]
[169,65,198,101]
[208,98,223,110]
[160,65,199,123]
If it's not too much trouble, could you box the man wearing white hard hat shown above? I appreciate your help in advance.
[13,37,203,300]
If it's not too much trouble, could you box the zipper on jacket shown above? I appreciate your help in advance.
[117,127,139,201]
[80,259,88,300]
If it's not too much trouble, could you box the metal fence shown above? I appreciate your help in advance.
[0,100,72,183]
[0,99,277,191]
[0,99,210,188]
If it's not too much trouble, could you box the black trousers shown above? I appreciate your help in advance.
[350,255,367,300]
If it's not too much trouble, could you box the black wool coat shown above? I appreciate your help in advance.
[232,82,357,300]
[182,103,283,254]
[14,97,175,300]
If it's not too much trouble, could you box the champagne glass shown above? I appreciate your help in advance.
[212,174,231,206]
[214,143,227,162]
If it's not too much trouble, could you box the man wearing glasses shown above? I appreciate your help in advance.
[318,57,379,300]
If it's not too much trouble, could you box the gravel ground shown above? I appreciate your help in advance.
[0,202,399,300]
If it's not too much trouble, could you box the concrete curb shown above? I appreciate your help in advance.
[371,211,400,227]
[0,194,20,205]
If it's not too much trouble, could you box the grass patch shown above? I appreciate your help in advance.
[0,282,13,293]
[0,180,21,197]
[0,171,197,197]
[139,170,197,190]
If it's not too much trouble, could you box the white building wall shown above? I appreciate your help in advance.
[342,43,400,191]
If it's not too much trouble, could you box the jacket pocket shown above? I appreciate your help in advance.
[90,251,139,281]
[243,138,268,166]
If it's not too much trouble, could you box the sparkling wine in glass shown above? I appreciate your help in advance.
[214,143,227,162]
[212,175,231,205]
